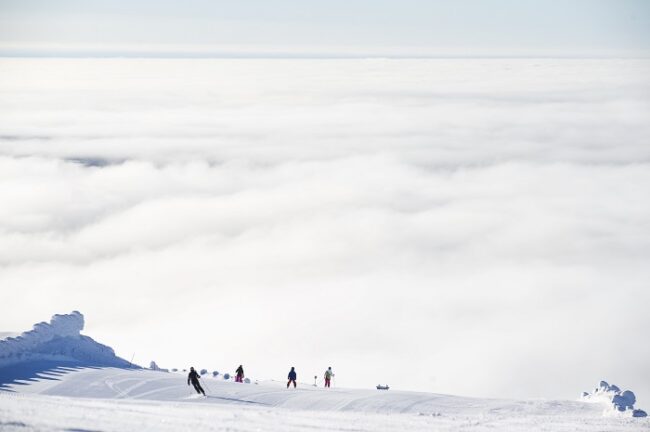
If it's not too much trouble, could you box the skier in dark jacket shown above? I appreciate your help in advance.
[287,367,297,388]
[235,365,244,383]
[187,367,205,395]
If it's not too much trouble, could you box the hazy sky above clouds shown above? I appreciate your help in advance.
[0,0,649,56]
[0,58,649,402]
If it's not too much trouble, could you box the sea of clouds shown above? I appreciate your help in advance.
[0,58,649,401]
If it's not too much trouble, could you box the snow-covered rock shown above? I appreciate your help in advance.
[582,380,646,417]
[0,311,133,369]
[150,361,168,372]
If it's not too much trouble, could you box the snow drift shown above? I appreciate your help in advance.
[582,381,647,418]
[0,311,133,369]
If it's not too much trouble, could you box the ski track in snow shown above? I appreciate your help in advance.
[0,367,648,431]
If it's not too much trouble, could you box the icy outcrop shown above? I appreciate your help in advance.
[1,312,84,357]
[582,381,647,418]
[149,361,168,372]
[0,311,133,369]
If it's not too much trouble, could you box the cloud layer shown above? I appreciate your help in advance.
[0,58,649,401]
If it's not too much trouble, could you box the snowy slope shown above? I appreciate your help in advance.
[1,367,648,432]
[1,312,648,431]
[0,311,134,395]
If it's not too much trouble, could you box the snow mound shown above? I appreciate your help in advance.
[582,381,647,418]
[0,311,133,370]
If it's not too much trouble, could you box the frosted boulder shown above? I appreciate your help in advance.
[582,381,645,418]
[149,361,168,372]
[613,391,636,411]
[200,369,208,375]
[50,312,84,337]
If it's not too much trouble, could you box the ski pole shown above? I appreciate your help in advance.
[201,377,212,394]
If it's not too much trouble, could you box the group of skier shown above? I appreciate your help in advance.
[187,365,335,395]
[286,366,335,389]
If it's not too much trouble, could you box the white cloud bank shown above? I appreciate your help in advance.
[0,58,649,402]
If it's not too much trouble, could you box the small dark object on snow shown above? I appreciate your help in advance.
[376,384,390,390]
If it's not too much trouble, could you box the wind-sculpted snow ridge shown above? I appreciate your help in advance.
[0,311,132,370]
[582,381,647,418]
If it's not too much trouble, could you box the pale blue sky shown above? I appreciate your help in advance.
[1,1,649,57]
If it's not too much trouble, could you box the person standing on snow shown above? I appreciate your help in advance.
[324,367,334,388]
[235,365,244,383]
[187,367,206,395]
[287,367,297,388]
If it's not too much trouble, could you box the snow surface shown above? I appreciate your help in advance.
[1,313,648,431]
[0,367,648,431]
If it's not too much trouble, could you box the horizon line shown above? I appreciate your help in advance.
[2,53,649,60]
